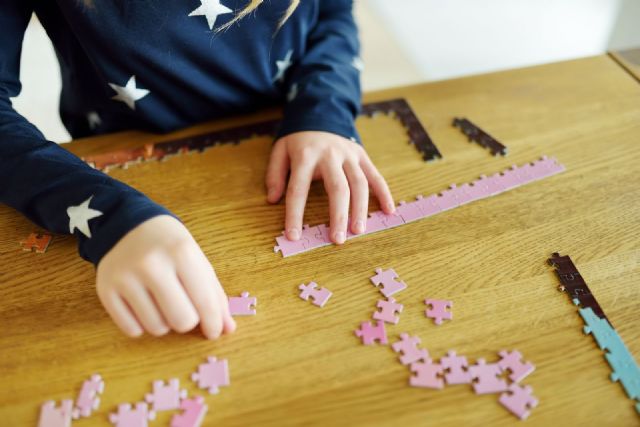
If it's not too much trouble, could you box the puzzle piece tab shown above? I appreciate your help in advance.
[424,299,453,325]
[391,333,429,365]
[354,320,388,345]
[191,356,230,394]
[170,396,208,427]
[440,351,472,385]
[73,373,104,419]
[145,378,187,412]
[370,268,407,298]
[298,282,332,307]
[228,291,257,316]
[498,350,535,383]
[20,233,52,253]
[499,383,539,420]
[108,402,155,427]
[409,359,445,389]
[373,297,403,324]
[38,400,73,427]
[468,358,508,394]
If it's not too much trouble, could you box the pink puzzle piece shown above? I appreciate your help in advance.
[498,350,535,383]
[145,378,187,412]
[191,356,230,394]
[274,233,310,257]
[391,333,429,365]
[228,291,257,316]
[373,297,404,324]
[302,224,330,247]
[498,165,523,190]
[468,358,508,394]
[396,200,424,223]
[170,396,208,427]
[354,320,388,345]
[414,194,441,218]
[409,359,445,389]
[440,351,473,385]
[434,186,460,211]
[499,383,539,420]
[72,373,104,419]
[424,299,453,325]
[109,402,155,427]
[370,268,407,297]
[298,282,332,307]
[364,210,405,235]
[38,400,73,427]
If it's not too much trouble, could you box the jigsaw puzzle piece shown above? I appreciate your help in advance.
[73,373,104,419]
[298,282,332,307]
[605,348,640,400]
[440,350,472,385]
[38,400,73,427]
[498,350,535,383]
[108,402,155,427]
[373,297,403,324]
[145,379,187,412]
[409,359,445,389]
[170,396,208,427]
[396,200,423,223]
[301,224,331,248]
[468,358,508,394]
[498,384,539,420]
[414,195,441,218]
[424,299,453,325]
[20,232,53,253]
[391,333,429,365]
[191,356,230,394]
[274,233,310,257]
[434,186,460,211]
[354,320,388,345]
[228,291,257,316]
[370,268,407,298]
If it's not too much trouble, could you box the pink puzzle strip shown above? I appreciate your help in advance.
[274,156,565,257]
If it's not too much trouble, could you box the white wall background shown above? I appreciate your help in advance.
[10,0,640,143]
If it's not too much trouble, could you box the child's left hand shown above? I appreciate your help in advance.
[265,131,395,244]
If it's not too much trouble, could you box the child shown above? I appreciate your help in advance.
[0,0,395,340]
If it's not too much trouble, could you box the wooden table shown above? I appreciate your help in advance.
[1,55,639,426]
[611,47,640,83]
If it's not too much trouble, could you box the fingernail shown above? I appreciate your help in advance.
[288,228,300,240]
[267,187,276,198]
[334,231,345,244]
[355,220,365,234]
[387,202,396,212]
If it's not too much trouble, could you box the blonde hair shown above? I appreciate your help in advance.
[81,0,301,31]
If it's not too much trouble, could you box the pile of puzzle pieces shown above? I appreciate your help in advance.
[353,267,538,420]
[549,253,640,414]
[274,156,565,257]
[38,356,229,427]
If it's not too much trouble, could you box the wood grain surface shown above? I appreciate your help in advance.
[1,55,639,426]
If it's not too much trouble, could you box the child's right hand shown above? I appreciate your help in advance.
[96,215,235,339]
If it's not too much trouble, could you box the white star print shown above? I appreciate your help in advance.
[67,196,103,239]
[352,56,365,72]
[188,0,232,30]
[287,83,298,102]
[87,111,102,130]
[273,49,293,83]
[108,75,150,110]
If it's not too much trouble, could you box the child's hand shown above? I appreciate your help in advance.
[266,131,395,244]
[96,215,236,339]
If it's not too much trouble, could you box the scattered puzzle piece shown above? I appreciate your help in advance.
[20,233,52,253]
[424,299,453,325]
[498,350,535,383]
[453,117,507,156]
[441,351,472,385]
[498,383,539,420]
[145,378,187,412]
[73,373,104,419]
[354,320,388,345]
[391,333,429,365]
[108,402,155,427]
[298,282,332,307]
[191,356,230,394]
[468,358,508,394]
[373,297,403,324]
[170,396,208,427]
[370,268,407,297]
[409,359,445,389]
[38,400,73,427]
[228,292,257,316]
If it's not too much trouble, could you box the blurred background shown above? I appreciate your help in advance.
[11,0,640,143]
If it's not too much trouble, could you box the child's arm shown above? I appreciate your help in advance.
[0,3,234,339]
[266,0,395,243]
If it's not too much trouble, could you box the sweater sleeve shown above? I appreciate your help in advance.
[0,1,173,265]
[276,0,362,142]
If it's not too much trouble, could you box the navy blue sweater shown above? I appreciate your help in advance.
[0,0,361,264]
